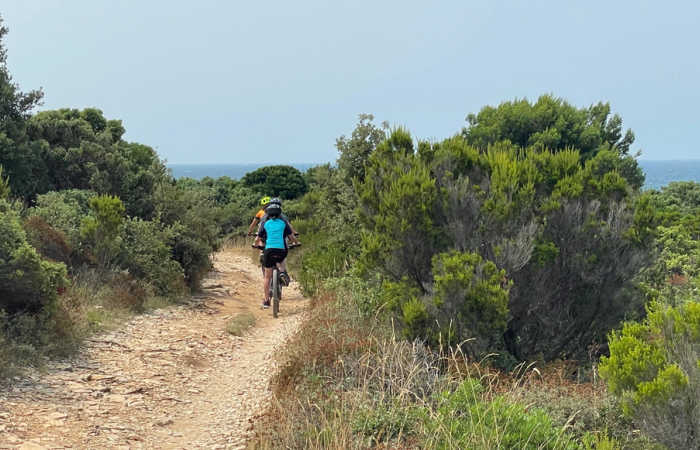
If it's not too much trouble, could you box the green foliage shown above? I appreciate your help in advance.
[336,113,387,182]
[0,199,67,314]
[431,251,509,356]
[242,164,308,199]
[25,108,168,217]
[462,95,644,189]
[652,181,700,216]
[358,130,443,289]
[464,95,634,156]
[80,195,125,267]
[600,301,700,449]
[637,182,700,307]
[401,296,430,340]
[118,217,184,295]
[354,124,647,361]
[296,164,365,296]
[28,189,95,264]
[154,182,219,288]
[428,379,578,449]
[0,165,10,199]
[352,401,420,444]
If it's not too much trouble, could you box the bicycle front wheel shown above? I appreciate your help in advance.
[272,269,280,318]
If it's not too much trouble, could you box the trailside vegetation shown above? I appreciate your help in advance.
[253,103,697,448]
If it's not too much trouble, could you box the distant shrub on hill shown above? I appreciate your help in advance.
[242,165,308,199]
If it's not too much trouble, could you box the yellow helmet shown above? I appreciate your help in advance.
[260,196,271,206]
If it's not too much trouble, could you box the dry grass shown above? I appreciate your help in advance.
[248,290,636,450]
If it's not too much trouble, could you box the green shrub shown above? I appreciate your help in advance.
[29,189,95,250]
[352,401,420,445]
[242,164,308,199]
[0,199,67,313]
[298,234,348,296]
[428,379,578,449]
[118,217,184,295]
[154,183,219,289]
[80,194,125,267]
[430,251,509,356]
[0,164,10,199]
[600,301,700,449]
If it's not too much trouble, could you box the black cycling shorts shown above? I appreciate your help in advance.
[263,248,287,268]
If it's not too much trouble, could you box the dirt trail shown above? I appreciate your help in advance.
[0,247,308,449]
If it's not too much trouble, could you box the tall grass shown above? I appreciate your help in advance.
[250,287,639,449]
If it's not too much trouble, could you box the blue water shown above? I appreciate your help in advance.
[169,163,317,180]
[168,160,700,191]
[638,160,700,190]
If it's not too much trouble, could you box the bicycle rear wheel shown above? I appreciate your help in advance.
[272,269,280,318]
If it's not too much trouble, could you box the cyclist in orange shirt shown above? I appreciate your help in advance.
[247,196,271,237]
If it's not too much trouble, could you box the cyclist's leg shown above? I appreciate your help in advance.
[278,256,290,285]
[262,267,272,306]
[261,249,275,307]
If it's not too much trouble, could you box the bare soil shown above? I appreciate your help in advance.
[0,247,307,449]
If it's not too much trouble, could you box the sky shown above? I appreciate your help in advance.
[2,1,699,164]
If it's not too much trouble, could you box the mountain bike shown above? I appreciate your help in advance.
[252,242,300,318]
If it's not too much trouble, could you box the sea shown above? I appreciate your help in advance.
[168,160,700,191]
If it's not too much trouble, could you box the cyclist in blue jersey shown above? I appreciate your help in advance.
[254,201,293,308]
[256,197,300,246]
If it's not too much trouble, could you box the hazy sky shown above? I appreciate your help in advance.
[2,1,699,163]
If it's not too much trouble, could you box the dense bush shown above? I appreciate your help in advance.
[28,189,95,251]
[25,108,169,216]
[154,182,220,288]
[80,194,126,267]
[119,217,184,295]
[639,182,700,307]
[354,128,650,362]
[0,199,67,313]
[242,164,308,199]
[600,300,700,450]
[462,95,642,187]
[430,251,509,356]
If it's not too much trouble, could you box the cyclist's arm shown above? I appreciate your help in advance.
[247,217,260,235]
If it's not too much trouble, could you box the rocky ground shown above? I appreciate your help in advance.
[0,247,307,449]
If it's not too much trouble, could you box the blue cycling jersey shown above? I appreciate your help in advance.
[260,218,291,250]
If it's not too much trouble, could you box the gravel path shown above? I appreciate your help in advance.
[0,247,307,449]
